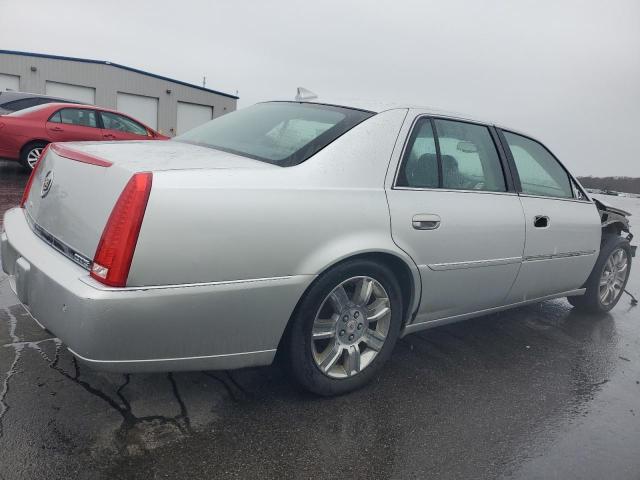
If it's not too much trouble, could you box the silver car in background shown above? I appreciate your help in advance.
[1,96,634,395]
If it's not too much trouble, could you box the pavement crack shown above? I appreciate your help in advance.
[168,372,193,434]
[202,371,241,402]
[0,306,24,438]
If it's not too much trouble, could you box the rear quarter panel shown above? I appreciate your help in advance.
[127,108,415,286]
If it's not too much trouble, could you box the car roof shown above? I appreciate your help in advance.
[270,96,496,126]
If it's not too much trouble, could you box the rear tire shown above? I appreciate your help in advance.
[568,234,632,313]
[286,259,403,396]
[19,141,48,171]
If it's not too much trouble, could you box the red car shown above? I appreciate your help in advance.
[0,102,168,169]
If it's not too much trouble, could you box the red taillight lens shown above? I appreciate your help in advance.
[20,144,50,208]
[90,172,153,287]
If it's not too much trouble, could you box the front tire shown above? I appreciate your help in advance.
[286,259,403,396]
[19,141,48,171]
[568,234,632,313]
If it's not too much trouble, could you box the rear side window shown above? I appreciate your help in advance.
[396,118,438,188]
[174,102,374,166]
[396,117,506,192]
[503,131,573,199]
[100,111,148,136]
[433,120,506,192]
[50,108,98,128]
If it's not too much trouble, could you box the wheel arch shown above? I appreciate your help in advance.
[277,249,421,356]
[20,139,50,155]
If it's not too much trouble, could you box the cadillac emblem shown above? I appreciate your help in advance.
[41,170,54,198]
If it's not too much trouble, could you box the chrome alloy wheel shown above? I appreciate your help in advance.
[311,276,391,379]
[26,147,43,169]
[599,247,629,306]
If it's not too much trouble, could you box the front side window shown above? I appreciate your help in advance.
[503,131,573,199]
[49,108,97,128]
[174,102,374,166]
[433,119,506,192]
[100,112,148,136]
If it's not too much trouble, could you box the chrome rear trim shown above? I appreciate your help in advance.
[24,210,92,270]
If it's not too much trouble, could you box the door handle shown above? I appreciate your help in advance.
[103,134,116,139]
[50,126,64,132]
[412,214,441,230]
[534,215,550,228]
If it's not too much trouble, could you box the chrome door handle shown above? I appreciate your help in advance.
[534,215,550,228]
[412,214,441,230]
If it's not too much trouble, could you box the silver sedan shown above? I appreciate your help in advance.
[1,95,634,395]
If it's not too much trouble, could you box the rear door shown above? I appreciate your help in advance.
[46,108,103,142]
[99,111,152,141]
[386,113,526,323]
[498,129,601,302]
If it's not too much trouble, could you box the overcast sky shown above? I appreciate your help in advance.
[1,0,639,176]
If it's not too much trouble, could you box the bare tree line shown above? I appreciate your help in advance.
[577,177,640,194]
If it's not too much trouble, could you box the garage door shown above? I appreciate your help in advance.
[117,92,158,130]
[45,81,95,104]
[0,73,20,91]
[177,102,213,135]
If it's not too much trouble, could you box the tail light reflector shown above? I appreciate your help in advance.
[20,144,50,208]
[90,172,153,287]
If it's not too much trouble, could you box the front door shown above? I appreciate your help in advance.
[386,115,526,323]
[498,130,601,302]
[99,111,152,141]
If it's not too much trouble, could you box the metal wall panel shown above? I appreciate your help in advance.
[0,51,238,136]
[176,101,213,135]
[0,73,20,91]
[45,81,96,104]
[117,92,159,129]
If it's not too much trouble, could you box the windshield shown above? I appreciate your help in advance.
[173,102,374,166]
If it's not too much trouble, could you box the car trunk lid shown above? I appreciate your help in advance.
[23,140,274,264]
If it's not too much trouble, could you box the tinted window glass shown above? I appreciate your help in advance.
[433,119,506,192]
[1,97,51,112]
[174,102,374,166]
[49,111,61,123]
[101,112,148,135]
[54,108,97,128]
[397,118,438,188]
[503,131,573,199]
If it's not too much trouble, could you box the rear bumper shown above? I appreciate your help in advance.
[1,207,313,372]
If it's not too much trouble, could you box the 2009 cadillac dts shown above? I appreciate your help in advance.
[1,94,634,395]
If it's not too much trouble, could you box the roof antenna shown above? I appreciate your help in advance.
[295,87,318,101]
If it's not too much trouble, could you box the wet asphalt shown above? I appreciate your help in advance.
[0,159,639,480]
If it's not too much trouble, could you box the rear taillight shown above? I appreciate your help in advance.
[20,144,50,208]
[90,172,153,287]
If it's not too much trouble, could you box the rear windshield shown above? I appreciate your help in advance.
[174,102,374,166]
[6,103,54,117]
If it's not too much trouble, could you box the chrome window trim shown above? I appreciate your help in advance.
[392,113,510,193]
[394,186,517,196]
[518,193,595,204]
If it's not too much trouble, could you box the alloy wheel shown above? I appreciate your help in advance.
[26,147,43,169]
[311,276,392,379]
[599,247,629,306]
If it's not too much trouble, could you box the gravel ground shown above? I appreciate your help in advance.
[1,159,639,479]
